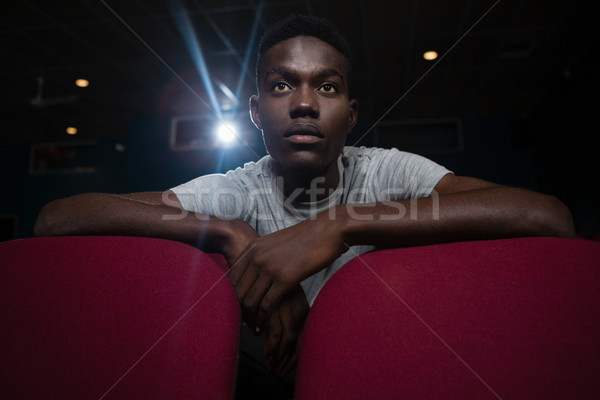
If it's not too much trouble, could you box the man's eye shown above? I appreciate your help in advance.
[273,82,291,92]
[318,83,337,93]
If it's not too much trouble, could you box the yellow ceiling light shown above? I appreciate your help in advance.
[66,126,78,135]
[423,50,438,61]
[75,78,89,88]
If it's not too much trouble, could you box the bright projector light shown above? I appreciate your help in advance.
[216,122,237,144]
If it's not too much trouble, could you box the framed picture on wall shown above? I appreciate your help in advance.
[29,141,97,174]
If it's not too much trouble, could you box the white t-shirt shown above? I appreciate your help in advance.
[172,146,450,304]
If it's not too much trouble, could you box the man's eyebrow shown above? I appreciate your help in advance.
[315,68,345,82]
[264,66,295,81]
[263,67,346,83]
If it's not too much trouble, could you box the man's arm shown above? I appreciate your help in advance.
[230,174,575,328]
[343,174,575,247]
[35,191,308,371]
[34,191,257,261]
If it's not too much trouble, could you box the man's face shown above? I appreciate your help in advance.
[250,36,358,179]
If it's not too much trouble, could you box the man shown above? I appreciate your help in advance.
[34,14,575,378]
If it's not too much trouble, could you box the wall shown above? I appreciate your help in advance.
[0,108,596,240]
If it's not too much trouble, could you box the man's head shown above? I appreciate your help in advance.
[256,14,353,96]
[249,15,358,186]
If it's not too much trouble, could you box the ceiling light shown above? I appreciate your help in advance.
[423,51,438,61]
[75,79,89,88]
[66,126,78,135]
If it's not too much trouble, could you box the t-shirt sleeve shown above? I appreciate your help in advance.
[170,172,250,220]
[369,147,452,200]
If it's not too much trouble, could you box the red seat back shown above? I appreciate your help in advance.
[295,237,600,399]
[1,236,240,399]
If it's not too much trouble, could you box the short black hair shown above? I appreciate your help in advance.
[255,14,353,94]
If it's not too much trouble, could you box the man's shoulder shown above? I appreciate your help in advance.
[341,146,443,178]
[343,146,439,166]
[342,146,402,164]
[229,155,273,177]
[216,155,275,191]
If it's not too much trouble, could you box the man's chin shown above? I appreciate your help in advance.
[274,153,331,178]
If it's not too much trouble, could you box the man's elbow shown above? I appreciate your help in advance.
[34,199,66,237]
[538,195,576,238]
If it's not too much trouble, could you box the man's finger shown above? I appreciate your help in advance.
[274,300,295,364]
[264,310,282,365]
[280,342,300,377]
[227,253,250,286]
[255,285,287,331]
[242,275,272,327]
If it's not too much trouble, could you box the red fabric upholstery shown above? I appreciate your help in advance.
[208,253,230,273]
[0,236,240,399]
[295,237,600,399]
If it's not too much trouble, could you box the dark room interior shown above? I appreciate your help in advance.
[1,1,599,399]
[1,0,598,239]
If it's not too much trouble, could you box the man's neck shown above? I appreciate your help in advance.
[275,161,340,203]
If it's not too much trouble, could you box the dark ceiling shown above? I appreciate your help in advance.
[0,0,595,145]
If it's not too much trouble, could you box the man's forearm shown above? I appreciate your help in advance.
[34,193,242,254]
[338,185,575,249]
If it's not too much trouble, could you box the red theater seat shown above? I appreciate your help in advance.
[0,236,240,400]
[295,237,600,399]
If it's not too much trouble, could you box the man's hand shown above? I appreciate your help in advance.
[263,284,309,376]
[228,214,347,330]
[219,219,260,266]
[222,221,311,376]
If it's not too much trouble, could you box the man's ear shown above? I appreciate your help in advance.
[249,95,262,130]
[348,98,358,131]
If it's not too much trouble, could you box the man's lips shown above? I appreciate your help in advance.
[284,124,324,144]
[284,124,323,138]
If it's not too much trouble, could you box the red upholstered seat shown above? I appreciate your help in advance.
[295,237,600,399]
[0,236,240,399]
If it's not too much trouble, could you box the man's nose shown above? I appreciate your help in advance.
[290,86,319,119]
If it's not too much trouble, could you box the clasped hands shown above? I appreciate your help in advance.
[224,216,346,374]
